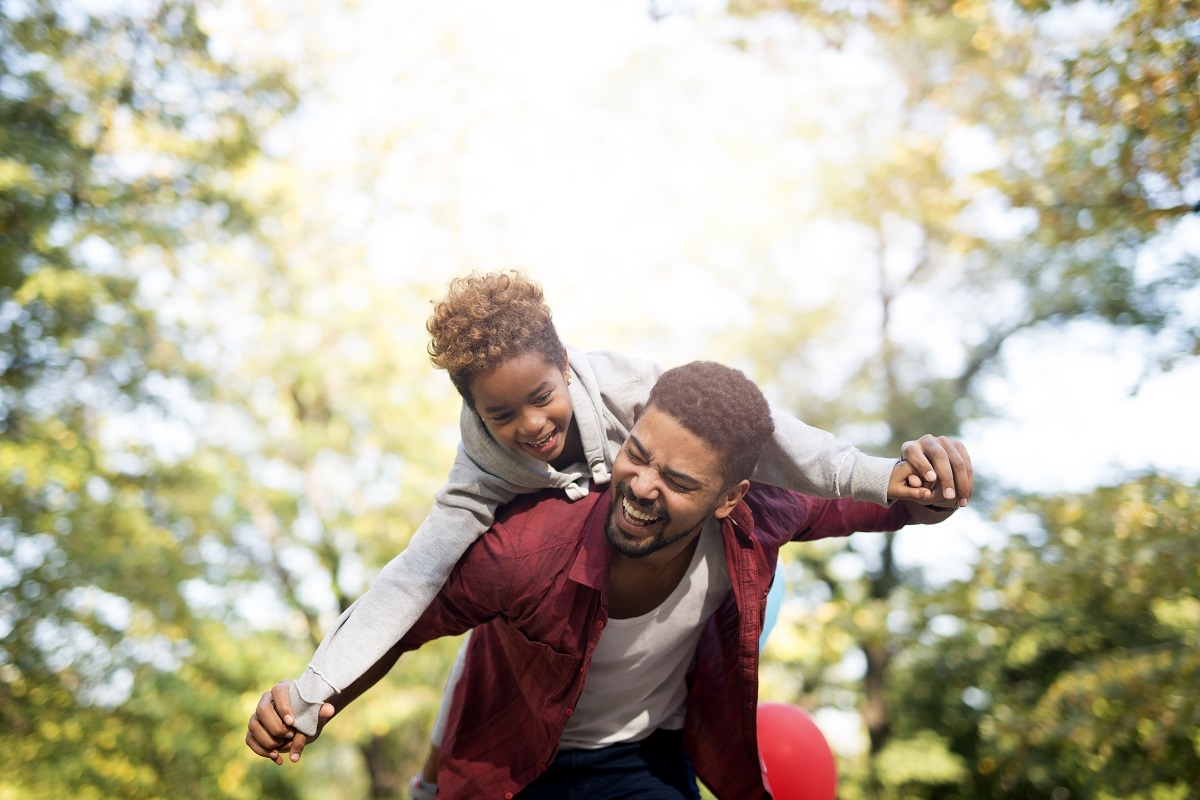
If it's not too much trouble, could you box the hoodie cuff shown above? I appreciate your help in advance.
[847,453,894,507]
[289,669,338,737]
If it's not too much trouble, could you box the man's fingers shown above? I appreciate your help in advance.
[912,435,954,501]
[288,732,310,763]
[948,439,974,505]
[903,435,973,506]
[900,439,937,484]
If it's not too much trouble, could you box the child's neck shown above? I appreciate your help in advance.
[550,422,585,471]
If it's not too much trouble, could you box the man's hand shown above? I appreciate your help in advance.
[887,435,973,507]
[245,680,335,765]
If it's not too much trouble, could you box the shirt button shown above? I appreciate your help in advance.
[596,620,605,629]
[504,793,514,799]
[566,708,573,716]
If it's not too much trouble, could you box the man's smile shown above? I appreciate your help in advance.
[620,495,662,528]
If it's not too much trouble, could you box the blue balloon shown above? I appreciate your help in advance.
[760,560,787,651]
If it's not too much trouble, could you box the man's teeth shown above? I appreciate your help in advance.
[623,497,659,526]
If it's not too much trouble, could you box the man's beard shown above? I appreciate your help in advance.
[605,483,710,559]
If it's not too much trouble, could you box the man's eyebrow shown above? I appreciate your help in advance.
[627,433,701,488]
[481,381,552,414]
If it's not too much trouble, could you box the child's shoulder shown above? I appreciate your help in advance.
[567,345,663,389]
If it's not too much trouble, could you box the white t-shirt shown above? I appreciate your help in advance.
[558,518,732,750]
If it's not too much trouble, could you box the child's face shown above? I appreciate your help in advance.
[470,351,575,464]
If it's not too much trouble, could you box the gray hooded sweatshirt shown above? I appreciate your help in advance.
[287,347,895,735]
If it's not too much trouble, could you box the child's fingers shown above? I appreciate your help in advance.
[271,681,297,728]
[254,689,293,740]
[246,713,289,764]
[892,482,933,502]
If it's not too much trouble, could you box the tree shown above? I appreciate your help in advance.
[0,1,294,796]
[890,475,1200,798]
[721,0,1198,791]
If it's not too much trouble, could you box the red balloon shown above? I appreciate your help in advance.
[756,703,838,800]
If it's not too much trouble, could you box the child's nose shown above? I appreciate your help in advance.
[518,409,545,434]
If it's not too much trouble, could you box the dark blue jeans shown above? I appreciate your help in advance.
[515,728,701,799]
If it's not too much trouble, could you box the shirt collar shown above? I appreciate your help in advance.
[569,485,614,591]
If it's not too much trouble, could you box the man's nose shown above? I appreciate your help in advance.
[629,469,660,501]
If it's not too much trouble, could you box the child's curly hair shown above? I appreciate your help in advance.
[427,270,566,405]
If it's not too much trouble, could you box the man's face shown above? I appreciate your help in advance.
[607,406,745,559]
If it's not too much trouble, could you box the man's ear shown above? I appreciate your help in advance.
[713,479,750,520]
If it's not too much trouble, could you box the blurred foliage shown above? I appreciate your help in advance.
[0,0,296,796]
[3,0,1197,797]
[888,475,1200,797]
[728,0,1198,794]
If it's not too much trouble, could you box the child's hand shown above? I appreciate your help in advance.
[893,434,972,508]
[245,680,335,765]
[887,459,933,503]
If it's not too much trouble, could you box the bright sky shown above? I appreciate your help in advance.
[238,0,1194,479]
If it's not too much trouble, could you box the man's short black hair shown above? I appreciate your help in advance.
[646,361,774,489]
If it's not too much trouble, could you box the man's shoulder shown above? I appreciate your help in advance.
[743,482,816,515]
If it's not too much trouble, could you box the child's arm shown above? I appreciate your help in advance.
[753,408,900,505]
[755,415,970,506]
[577,347,949,507]
[285,446,527,737]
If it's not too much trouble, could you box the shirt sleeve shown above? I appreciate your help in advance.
[287,447,520,736]
[751,406,897,506]
[788,494,912,543]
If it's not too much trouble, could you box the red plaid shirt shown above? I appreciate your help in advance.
[397,483,910,799]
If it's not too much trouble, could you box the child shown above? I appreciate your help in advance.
[283,270,958,771]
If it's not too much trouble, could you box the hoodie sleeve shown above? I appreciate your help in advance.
[288,443,531,736]
[577,348,895,507]
[752,408,896,506]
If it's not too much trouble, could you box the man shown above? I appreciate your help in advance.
[246,361,971,798]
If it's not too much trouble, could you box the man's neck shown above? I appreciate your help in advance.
[607,522,708,619]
